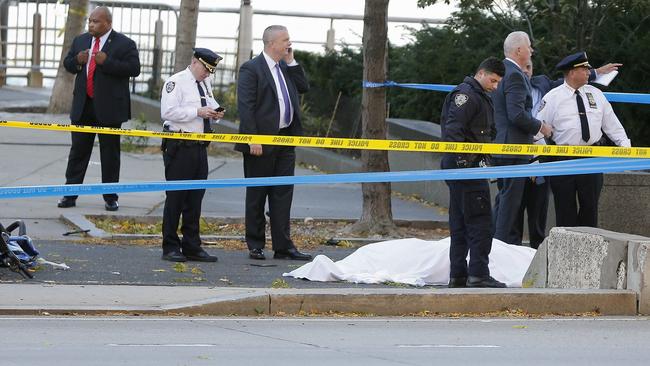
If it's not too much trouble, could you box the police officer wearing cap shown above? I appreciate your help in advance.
[441,57,507,288]
[537,52,630,228]
[159,48,225,262]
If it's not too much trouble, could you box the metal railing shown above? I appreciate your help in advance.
[0,0,445,95]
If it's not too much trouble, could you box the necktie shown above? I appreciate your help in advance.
[196,81,212,133]
[86,37,100,98]
[275,64,291,125]
[575,90,590,143]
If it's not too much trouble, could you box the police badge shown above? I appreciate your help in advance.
[454,93,468,107]
[586,92,597,108]
[538,99,546,113]
[166,81,175,93]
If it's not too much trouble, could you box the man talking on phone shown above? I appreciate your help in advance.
[235,25,311,261]
[159,48,225,262]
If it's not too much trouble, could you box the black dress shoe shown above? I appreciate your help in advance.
[273,248,312,261]
[57,197,76,208]
[448,276,467,288]
[249,249,266,260]
[467,275,507,288]
[105,200,119,211]
[185,250,218,262]
[162,250,187,262]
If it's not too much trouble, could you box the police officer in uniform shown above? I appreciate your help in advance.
[441,57,507,288]
[537,52,630,228]
[159,48,225,262]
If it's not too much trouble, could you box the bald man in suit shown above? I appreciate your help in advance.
[57,6,140,211]
[235,25,311,261]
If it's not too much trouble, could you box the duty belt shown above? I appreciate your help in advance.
[161,126,210,150]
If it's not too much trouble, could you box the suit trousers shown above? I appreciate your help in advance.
[64,98,120,202]
[550,172,603,227]
[161,142,208,255]
[492,157,529,245]
[243,145,295,251]
[442,156,493,278]
[515,177,549,249]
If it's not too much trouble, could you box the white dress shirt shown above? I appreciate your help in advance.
[537,82,631,147]
[86,29,112,77]
[262,51,297,129]
[160,67,220,133]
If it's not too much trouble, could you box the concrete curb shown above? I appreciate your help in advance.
[0,284,638,316]
[59,213,447,243]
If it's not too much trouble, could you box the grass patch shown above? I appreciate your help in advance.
[271,278,291,288]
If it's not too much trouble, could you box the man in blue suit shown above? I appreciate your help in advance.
[491,31,552,245]
[235,25,311,261]
[57,6,140,211]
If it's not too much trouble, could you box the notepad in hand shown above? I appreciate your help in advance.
[593,70,618,86]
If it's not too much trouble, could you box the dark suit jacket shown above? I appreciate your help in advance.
[530,75,554,96]
[235,53,309,154]
[530,69,598,98]
[63,30,140,126]
[492,59,541,150]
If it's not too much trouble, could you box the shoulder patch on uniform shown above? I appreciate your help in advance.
[454,93,469,107]
[165,81,175,93]
[538,99,546,113]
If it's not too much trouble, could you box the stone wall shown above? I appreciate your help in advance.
[599,172,650,237]
[131,97,650,236]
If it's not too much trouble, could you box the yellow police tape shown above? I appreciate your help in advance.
[1,120,648,158]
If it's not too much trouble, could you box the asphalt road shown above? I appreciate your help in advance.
[2,316,649,366]
[0,241,431,289]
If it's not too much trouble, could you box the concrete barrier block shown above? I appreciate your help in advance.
[522,240,548,288]
[627,241,650,315]
[546,227,638,289]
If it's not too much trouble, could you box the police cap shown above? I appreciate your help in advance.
[556,51,592,71]
[193,48,223,73]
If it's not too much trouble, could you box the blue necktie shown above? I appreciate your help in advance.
[275,64,291,125]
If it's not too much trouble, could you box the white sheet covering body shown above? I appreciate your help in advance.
[283,237,535,288]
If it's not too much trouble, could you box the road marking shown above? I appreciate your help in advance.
[107,344,217,347]
[397,344,500,348]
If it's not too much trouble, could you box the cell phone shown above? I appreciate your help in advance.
[215,107,225,112]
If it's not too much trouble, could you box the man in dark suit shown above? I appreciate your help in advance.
[235,25,311,261]
[491,31,552,245]
[57,6,140,211]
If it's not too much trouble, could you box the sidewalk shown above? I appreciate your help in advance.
[0,86,443,240]
[0,86,638,316]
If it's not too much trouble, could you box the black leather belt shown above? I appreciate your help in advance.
[161,126,210,150]
[176,140,209,147]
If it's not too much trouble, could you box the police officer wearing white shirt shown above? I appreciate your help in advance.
[537,51,631,228]
[159,48,225,262]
